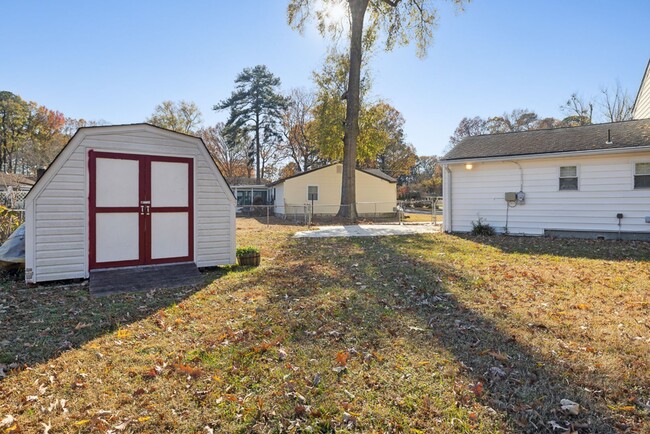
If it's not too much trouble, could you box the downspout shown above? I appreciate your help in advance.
[443,165,452,232]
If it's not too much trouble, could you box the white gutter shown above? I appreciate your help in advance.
[441,144,650,165]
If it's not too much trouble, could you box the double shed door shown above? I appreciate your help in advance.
[89,151,194,270]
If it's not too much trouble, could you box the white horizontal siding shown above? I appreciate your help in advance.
[32,144,86,282]
[194,158,235,267]
[633,65,650,120]
[28,126,235,283]
[448,152,650,235]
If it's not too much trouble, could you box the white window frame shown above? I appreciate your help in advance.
[307,185,319,201]
[633,161,650,190]
[558,165,579,191]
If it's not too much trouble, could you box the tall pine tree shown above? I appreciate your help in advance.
[215,65,287,182]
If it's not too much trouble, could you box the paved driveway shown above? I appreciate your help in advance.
[294,224,440,238]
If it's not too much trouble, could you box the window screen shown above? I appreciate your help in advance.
[634,163,650,189]
[559,166,578,190]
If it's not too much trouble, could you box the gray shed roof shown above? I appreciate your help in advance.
[442,119,650,161]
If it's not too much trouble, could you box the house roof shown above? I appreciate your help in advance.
[0,172,35,188]
[269,163,397,186]
[358,168,397,183]
[442,118,650,162]
[226,177,270,187]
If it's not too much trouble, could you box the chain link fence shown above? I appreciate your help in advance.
[236,197,443,227]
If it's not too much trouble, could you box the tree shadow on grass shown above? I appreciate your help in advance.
[241,235,638,433]
[458,233,650,262]
[0,268,233,370]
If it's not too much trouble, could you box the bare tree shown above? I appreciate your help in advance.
[560,93,593,126]
[599,83,633,122]
[198,123,249,178]
[486,109,539,134]
[280,88,323,172]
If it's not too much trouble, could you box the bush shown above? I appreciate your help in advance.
[236,246,260,256]
[0,206,21,243]
[471,218,495,236]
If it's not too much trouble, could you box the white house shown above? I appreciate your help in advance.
[270,163,397,218]
[632,59,650,120]
[24,124,236,284]
[441,119,650,239]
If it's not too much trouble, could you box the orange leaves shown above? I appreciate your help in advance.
[470,381,484,398]
[141,368,158,380]
[336,351,349,367]
[173,363,203,378]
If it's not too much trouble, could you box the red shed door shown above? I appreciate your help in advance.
[89,151,193,270]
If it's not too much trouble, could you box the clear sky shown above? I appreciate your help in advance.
[2,1,649,156]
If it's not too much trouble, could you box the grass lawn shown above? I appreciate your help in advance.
[1,218,649,433]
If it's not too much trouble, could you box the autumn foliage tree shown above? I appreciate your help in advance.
[146,100,203,134]
[288,0,468,220]
[0,91,72,175]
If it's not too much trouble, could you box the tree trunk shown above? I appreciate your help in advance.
[337,0,368,221]
[255,112,261,183]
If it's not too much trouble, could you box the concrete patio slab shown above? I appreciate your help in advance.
[294,224,440,238]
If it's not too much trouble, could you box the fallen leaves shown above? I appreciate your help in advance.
[335,351,349,367]
[115,329,131,339]
[560,399,580,415]
[173,363,203,379]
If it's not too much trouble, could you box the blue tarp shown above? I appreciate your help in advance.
[0,224,25,266]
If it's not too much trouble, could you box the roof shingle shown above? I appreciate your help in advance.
[442,119,650,161]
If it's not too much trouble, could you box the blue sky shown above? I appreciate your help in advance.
[2,1,649,156]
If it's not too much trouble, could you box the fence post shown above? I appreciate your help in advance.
[266,205,269,225]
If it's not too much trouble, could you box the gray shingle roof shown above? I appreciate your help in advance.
[358,168,397,183]
[442,119,650,161]
[270,163,396,185]
[226,177,270,186]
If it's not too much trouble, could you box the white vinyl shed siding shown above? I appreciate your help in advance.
[445,151,650,235]
[26,126,235,283]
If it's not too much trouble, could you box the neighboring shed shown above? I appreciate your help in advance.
[0,172,35,209]
[270,163,397,217]
[226,176,271,207]
[0,172,35,191]
[24,124,236,284]
[441,119,650,239]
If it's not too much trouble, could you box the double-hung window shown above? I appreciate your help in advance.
[634,163,650,189]
[559,166,578,190]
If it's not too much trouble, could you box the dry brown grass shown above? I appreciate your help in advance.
[0,218,648,433]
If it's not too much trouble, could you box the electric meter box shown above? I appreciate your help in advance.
[505,192,517,202]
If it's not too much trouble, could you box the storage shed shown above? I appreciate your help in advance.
[24,124,236,284]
